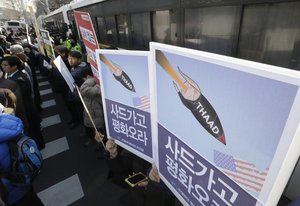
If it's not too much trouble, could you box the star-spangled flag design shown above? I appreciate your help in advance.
[132,96,150,112]
[214,150,269,196]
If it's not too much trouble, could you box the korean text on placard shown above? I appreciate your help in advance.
[158,124,257,206]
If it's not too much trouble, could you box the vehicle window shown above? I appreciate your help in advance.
[116,14,130,47]
[7,22,20,26]
[184,6,239,56]
[96,17,108,43]
[105,16,118,45]
[238,2,300,69]
[152,10,178,45]
[131,12,151,49]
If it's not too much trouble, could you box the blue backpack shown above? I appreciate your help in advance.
[8,134,43,186]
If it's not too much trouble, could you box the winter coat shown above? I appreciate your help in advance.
[0,114,29,205]
[71,62,88,87]
[8,71,41,130]
[68,62,89,102]
[23,64,34,99]
[26,53,42,107]
[0,76,29,132]
[80,78,105,129]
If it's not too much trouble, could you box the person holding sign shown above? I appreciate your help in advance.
[55,46,71,70]
[104,139,149,188]
[67,51,88,129]
[102,139,178,206]
[50,45,70,94]
[80,68,106,147]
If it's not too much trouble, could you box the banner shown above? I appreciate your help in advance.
[74,11,100,82]
[25,24,32,45]
[150,42,300,206]
[53,56,75,92]
[28,6,45,56]
[96,50,153,162]
[40,29,55,60]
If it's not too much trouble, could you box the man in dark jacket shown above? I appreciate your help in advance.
[1,56,45,150]
[0,114,43,206]
[0,69,28,131]
[66,51,88,128]
[22,43,42,111]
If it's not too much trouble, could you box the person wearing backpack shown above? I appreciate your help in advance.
[0,113,43,206]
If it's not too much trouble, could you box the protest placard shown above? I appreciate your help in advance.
[40,29,55,60]
[150,42,300,206]
[96,49,153,162]
[74,11,100,82]
[53,56,75,92]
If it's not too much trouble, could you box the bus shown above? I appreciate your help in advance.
[42,0,300,71]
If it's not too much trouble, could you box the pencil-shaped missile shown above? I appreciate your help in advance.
[156,50,226,145]
[100,54,136,92]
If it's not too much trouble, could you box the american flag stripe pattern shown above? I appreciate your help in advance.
[214,150,269,195]
[132,96,150,112]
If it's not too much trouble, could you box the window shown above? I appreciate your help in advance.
[184,6,239,55]
[152,10,178,45]
[131,12,151,49]
[105,16,118,45]
[7,22,20,26]
[91,19,98,38]
[238,2,300,70]
[116,14,130,47]
[96,17,107,43]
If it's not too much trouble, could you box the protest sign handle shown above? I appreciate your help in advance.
[75,85,107,150]
[156,50,187,93]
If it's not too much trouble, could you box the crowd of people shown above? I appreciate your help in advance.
[0,27,45,206]
[0,26,181,206]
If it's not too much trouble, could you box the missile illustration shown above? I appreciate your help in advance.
[100,54,136,92]
[156,50,226,145]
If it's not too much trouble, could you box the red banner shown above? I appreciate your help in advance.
[74,11,100,82]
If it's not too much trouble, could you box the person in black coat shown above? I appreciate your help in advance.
[23,43,42,111]
[0,68,28,131]
[66,51,88,128]
[0,56,45,150]
[103,139,179,206]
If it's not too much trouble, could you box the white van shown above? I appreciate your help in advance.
[4,20,23,32]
